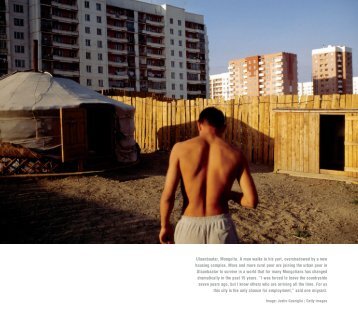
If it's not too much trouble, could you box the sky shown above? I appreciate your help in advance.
[142,0,358,82]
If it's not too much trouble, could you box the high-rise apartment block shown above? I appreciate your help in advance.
[0,0,209,99]
[229,52,297,97]
[312,45,353,95]
[298,81,313,96]
[209,72,230,100]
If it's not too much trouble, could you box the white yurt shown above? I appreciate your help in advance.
[0,71,138,174]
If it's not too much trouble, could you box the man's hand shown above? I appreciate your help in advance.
[159,225,174,244]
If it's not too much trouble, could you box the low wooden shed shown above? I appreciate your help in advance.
[0,71,138,175]
[274,95,358,180]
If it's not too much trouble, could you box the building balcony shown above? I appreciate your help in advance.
[107,24,127,32]
[148,87,166,93]
[53,55,79,62]
[52,14,78,24]
[186,37,200,43]
[187,68,201,74]
[147,64,165,70]
[51,1,78,11]
[53,68,79,76]
[109,72,129,80]
[53,41,79,49]
[141,29,164,36]
[186,57,200,63]
[107,36,127,43]
[108,60,127,67]
[148,76,165,82]
[187,90,202,95]
[107,47,127,54]
[146,19,164,27]
[146,41,165,48]
[52,28,78,36]
[186,46,199,53]
[147,52,165,59]
[107,12,127,20]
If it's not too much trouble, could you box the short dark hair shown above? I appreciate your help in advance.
[198,107,225,129]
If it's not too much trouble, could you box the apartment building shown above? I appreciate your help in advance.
[209,72,230,100]
[353,76,358,94]
[1,0,209,99]
[0,1,7,76]
[229,52,297,97]
[298,81,313,96]
[312,45,353,94]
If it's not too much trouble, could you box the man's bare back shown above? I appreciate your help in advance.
[159,107,258,244]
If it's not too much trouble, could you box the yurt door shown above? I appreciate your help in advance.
[60,108,88,163]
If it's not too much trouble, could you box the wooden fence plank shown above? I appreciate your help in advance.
[303,112,310,173]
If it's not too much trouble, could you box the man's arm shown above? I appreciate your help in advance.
[231,154,258,209]
[159,144,181,243]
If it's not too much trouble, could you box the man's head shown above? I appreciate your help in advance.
[198,107,226,136]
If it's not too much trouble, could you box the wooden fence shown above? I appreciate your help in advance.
[110,94,358,166]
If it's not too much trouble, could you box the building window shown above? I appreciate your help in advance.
[85,1,90,8]
[171,72,175,79]
[170,39,174,45]
[179,51,183,57]
[98,53,103,61]
[180,84,183,91]
[179,62,183,68]
[87,79,92,86]
[178,30,182,36]
[97,40,102,48]
[86,52,91,59]
[179,73,183,80]
[172,83,175,90]
[98,66,103,73]
[85,39,91,46]
[171,61,175,67]
[97,28,102,35]
[96,3,101,11]
[15,59,25,68]
[86,65,92,73]
[14,32,24,39]
[179,40,182,46]
[97,16,102,23]
[85,27,90,34]
[171,50,174,56]
[172,94,175,99]
[13,4,23,13]
[170,18,173,24]
[170,28,173,34]
[178,20,181,26]
[98,79,104,87]
[85,14,90,21]
[14,45,24,53]
[14,18,24,26]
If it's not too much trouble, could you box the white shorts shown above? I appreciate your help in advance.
[174,213,240,244]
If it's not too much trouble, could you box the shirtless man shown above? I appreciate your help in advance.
[159,107,258,244]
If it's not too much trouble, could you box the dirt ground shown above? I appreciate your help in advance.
[0,152,357,244]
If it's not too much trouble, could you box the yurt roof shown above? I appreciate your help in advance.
[0,71,133,112]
